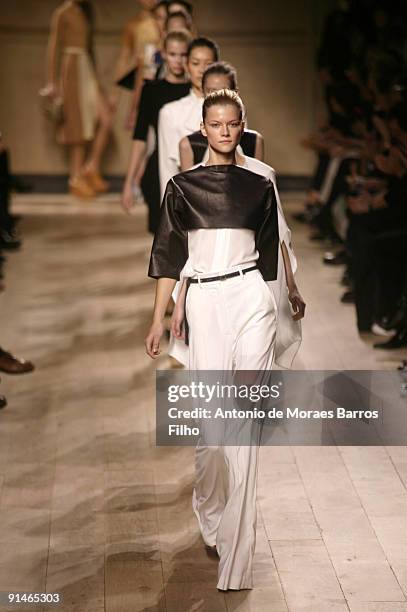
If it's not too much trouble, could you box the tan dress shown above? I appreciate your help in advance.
[120,14,161,80]
[50,1,99,144]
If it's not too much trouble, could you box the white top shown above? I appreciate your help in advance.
[158,90,203,198]
[168,155,302,370]
[183,228,258,277]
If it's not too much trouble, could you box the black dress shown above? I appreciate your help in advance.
[187,129,259,165]
[133,79,190,233]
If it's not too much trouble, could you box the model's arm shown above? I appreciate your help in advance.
[171,278,187,339]
[146,179,189,356]
[254,132,265,162]
[121,82,152,211]
[45,8,63,92]
[121,140,147,212]
[145,278,177,358]
[179,136,194,171]
[280,241,306,320]
[126,60,145,130]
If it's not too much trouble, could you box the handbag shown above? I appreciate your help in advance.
[38,87,64,125]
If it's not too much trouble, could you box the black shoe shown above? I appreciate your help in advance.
[383,298,407,332]
[323,250,347,266]
[0,395,6,409]
[374,327,407,349]
[341,290,355,303]
[0,231,21,250]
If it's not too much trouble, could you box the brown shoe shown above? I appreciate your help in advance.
[69,176,96,199]
[82,170,109,193]
[0,348,35,374]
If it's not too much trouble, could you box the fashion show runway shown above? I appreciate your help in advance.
[0,194,406,612]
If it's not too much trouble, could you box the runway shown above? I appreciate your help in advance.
[0,193,406,611]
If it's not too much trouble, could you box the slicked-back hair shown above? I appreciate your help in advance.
[164,28,192,49]
[187,36,220,61]
[168,0,193,15]
[202,61,238,92]
[166,10,192,30]
[202,89,245,122]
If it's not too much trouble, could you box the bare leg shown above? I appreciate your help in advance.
[69,144,86,180]
[83,92,113,183]
[68,144,95,198]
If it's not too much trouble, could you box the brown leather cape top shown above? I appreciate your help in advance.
[148,164,279,281]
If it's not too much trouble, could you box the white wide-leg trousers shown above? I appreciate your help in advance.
[185,268,277,590]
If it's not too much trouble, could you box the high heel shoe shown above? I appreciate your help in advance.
[68,176,96,199]
[82,170,109,193]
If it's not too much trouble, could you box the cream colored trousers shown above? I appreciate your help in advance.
[186,268,277,590]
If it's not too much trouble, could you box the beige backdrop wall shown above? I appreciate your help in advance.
[0,0,332,177]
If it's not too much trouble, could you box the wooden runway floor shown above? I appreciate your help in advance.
[0,193,406,611]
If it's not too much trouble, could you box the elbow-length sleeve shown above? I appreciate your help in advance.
[255,181,280,281]
[148,179,189,279]
[132,81,152,141]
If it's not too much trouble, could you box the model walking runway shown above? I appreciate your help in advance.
[0,193,405,610]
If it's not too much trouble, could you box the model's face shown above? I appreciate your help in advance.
[187,47,217,92]
[163,40,188,77]
[154,5,167,35]
[169,2,189,16]
[201,104,244,154]
[167,15,188,32]
[203,73,233,96]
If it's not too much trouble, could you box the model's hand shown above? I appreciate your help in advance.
[40,83,59,99]
[171,299,185,340]
[121,181,135,213]
[145,321,165,359]
[125,104,138,131]
[289,288,306,321]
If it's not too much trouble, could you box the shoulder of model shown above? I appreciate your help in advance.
[126,15,143,27]
[57,1,72,16]
[161,92,192,119]
[234,164,274,188]
[175,90,194,107]
[244,128,260,136]
[159,101,173,119]
[244,156,276,178]
[172,165,202,182]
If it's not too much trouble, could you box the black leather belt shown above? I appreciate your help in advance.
[183,266,258,345]
[188,265,258,284]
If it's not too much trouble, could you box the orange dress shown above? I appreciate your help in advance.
[49,0,99,144]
